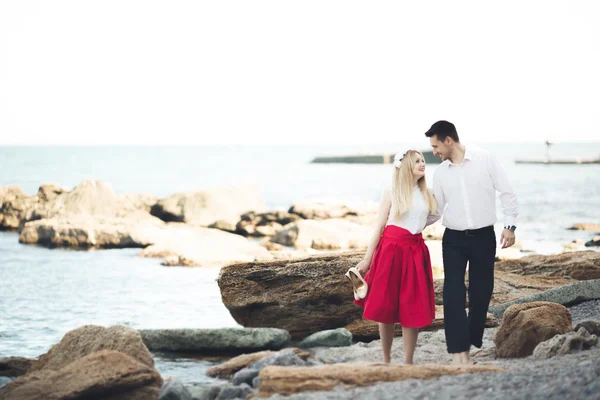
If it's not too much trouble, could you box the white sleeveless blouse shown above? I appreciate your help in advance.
[386,186,430,235]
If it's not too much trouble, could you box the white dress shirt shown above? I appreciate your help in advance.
[386,186,439,234]
[432,145,518,231]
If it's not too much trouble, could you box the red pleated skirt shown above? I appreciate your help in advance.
[354,225,435,328]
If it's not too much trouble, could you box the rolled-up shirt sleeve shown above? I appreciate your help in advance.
[488,154,518,227]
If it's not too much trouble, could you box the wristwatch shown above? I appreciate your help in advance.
[504,225,517,232]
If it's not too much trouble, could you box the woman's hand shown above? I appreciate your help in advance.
[356,259,371,276]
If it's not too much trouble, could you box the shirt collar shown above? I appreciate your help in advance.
[447,145,472,167]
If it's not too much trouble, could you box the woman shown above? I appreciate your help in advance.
[348,149,439,364]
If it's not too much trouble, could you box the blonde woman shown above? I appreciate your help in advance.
[351,149,439,364]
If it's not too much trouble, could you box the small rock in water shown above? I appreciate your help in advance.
[248,349,308,372]
[215,383,254,400]
[159,376,193,400]
[585,236,600,247]
[231,368,259,386]
[186,384,221,400]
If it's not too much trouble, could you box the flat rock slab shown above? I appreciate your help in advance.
[489,279,600,318]
[252,363,503,398]
[494,251,600,280]
[138,328,291,355]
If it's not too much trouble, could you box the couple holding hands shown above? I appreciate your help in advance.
[346,120,518,365]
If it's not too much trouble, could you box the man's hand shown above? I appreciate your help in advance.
[500,229,516,249]
[356,259,370,276]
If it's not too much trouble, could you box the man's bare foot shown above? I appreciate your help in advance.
[460,351,475,365]
[451,353,463,364]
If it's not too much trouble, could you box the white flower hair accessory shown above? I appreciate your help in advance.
[393,149,412,168]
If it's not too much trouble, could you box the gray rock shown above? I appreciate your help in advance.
[575,320,600,336]
[533,327,598,359]
[248,349,308,372]
[0,356,35,377]
[299,328,353,348]
[186,385,221,400]
[138,328,291,354]
[585,237,600,247]
[215,383,254,400]
[252,376,260,389]
[231,368,259,386]
[489,279,600,318]
[159,377,193,400]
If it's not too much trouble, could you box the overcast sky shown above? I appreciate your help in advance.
[1,1,598,145]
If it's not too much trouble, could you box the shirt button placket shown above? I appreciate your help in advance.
[459,167,474,229]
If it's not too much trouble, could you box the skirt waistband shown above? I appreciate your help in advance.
[382,225,424,244]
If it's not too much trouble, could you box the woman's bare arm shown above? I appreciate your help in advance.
[356,188,391,275]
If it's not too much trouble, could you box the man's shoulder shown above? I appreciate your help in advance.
[466,145,493,160]
[437,159,452,169]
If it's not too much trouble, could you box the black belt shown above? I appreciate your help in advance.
[446,226,494,237]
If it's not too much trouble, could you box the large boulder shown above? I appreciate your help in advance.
[494,251,600,280]
[29,325,155,373]
[19,211,164,249]
[0,350,162,400]
[218,252,572,339]
[26,180,120,222]
[0,186,37,231]
[271,219,370,250]
[150,185,265,226]
[219,252,366,339]
[139,224,273,266]
[494,302,573,358]
[253,363,503,398]
[138,328,291,354]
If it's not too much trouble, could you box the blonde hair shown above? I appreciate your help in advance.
[390,150,437,219]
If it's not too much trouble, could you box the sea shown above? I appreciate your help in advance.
[1,142,599,386]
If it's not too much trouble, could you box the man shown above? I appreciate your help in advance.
[425,120,518,364]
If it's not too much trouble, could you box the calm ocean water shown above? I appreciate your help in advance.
[1,143,599,385]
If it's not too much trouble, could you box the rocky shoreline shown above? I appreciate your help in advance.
[2,180,600,399]
[3,180,597,270]
[2,295,599,399]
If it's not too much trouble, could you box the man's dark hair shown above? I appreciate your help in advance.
[424,120,460,142]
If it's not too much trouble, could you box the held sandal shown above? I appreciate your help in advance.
[345,267,369,300]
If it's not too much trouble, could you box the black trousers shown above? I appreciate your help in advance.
[442,226,496,353]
